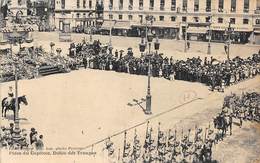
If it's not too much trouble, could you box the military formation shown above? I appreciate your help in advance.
[102,91,260,163]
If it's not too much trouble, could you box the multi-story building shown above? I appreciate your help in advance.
[54,0,104,32]
[100,0,260,44]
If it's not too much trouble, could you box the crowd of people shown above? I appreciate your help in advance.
[1,39,259,91]
[102,91,260,163]
[222,91,260,123]
[71,39,260,91]
[0,123,44,150]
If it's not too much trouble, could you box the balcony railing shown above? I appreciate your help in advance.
[171,6,176,11]
[206,8,211,12]
[139,6,143,10]
[128,5,133,10]
[149,6,154,10]
[255,9,260,14]
[243,8,249,13]
[119,5,123,10]
[218,8,223,12]
[160,6,165,11]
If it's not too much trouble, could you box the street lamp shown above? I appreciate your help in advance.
[139,20,160,115]
[184,11,188,53]
[4,12,33,145]
[224,21,234,61]
[207,15,212,55]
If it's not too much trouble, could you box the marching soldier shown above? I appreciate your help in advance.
[104,137,115,156]
[173,141,183,163]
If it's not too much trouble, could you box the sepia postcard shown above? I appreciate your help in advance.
[0,0,260,162]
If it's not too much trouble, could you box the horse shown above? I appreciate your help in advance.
[2,95,28,120]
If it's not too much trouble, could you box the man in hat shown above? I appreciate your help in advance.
[29,128,37,145]
[6,86,14,106]
[35,135,44,150]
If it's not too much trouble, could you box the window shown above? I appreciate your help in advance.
[193,17,199,22]
[243,19,249,24]
[182,16,187,22]
[205,17,210,23]
[194,0,199,12]
[83,0,86,8]
[149,0,154,10]
[244,0,249,12]
[159,16,164,21]
[109,14,113,19]
[139,0,143,10]
[183,0,187,11]
[119,14,123,20]
[83,13,86,18]
[256,19,260,24]
[160,0,165,10]
[119,0,123,10]
[257,0,260,10]
[171,0,176,10]
[109,0,113,9]
[61,0,65,9]
[139,15,143,23]
[89,0,92,9]
[129,0,133,10]
[77,0,80,8]
[128,15,133,20]
[218,18,223,23]
[230,18,236,24]
[231,0,236,12]
[206,0,211,12]
[218,0,224,12]
[76,13,80,18]
[171,16,176,21]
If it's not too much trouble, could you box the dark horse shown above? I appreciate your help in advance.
[213,114,232,141]
[2,96,28,120]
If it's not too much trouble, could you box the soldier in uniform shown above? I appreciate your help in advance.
[173,141,183,163]
[7,86,14,106]
[122,143,131,163]
[104,137,115,156]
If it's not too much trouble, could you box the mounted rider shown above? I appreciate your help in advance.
[6,86,14,106]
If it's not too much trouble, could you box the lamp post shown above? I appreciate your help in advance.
[5,13,33,144]
[184,11,188,53]
[109,4,113,47]
[224,21,234,61]
[139,16,160,115]
[207,15,212,55]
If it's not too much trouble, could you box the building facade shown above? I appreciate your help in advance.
[54,0,104,32]
[99,0,260,43]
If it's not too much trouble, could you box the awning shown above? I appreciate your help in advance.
[0,44,10,50]
[151,22,179,28]
[100,20,115,30]
[114,21,131,30]
[21,42,34,48]
[187,27,208,34]
[254,30,260,34]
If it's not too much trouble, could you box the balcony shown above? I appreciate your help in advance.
[243,8,249,13]
[206,8,211,12]
[255,9,260,14]
[160,6,165,11]
[171,6,176,11]
[139,6,143,10]
[149,6,154,10]
[119,5,123,10]
[230,8,236,13]
[218,8,223,12]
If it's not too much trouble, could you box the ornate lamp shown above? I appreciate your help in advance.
[139,37,146,53]
[154,37,160,51]
[147,30,154,43]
